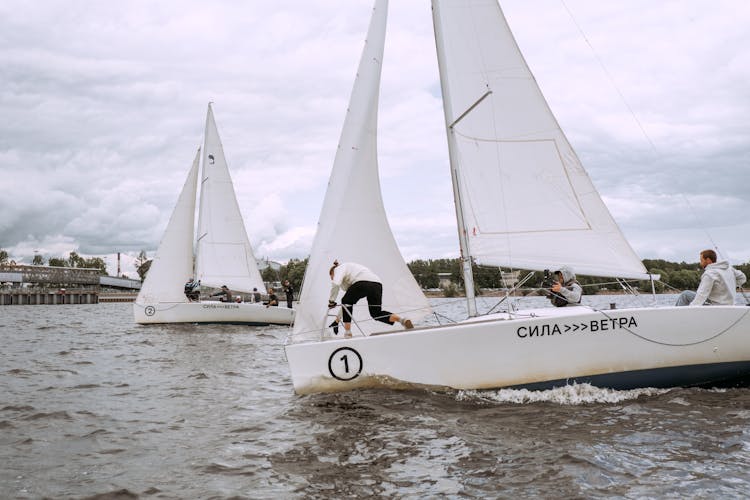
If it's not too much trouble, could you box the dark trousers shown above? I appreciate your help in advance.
[341,281,393,325]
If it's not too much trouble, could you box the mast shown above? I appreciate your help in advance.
[194,103,210,276]
[431,0,477,317]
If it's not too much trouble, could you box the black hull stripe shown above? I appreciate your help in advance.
[511,361,750,391]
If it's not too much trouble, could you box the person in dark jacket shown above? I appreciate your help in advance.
[210,285,232,302]
[265,288,278,307]
[283,280,294,309]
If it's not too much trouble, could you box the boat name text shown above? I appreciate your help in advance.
[201,304,240,310]
[517,316,637,338]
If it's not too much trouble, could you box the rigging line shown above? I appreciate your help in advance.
[594,307,750,347]
[579,279,639,289]
[560,0,722,253]
[484,271,536,316]
[559,0,657,156]
[679,193,722,258]
[289,299,467,340]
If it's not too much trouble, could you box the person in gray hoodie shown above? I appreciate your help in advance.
[676,249,747,306]
[549,266,582,307]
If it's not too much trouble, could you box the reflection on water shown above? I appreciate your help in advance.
[1,297,750,498]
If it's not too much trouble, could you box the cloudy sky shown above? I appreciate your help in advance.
[1,0,748,277]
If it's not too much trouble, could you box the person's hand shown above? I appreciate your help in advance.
[551,282,561,293]
[328,300,337,309]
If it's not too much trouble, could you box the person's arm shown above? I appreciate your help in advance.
[735,268,747,288]
[329,283,340,303]
[690,274,714,306]
[558,282,582,303]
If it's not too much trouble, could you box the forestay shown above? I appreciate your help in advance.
[292,0,431,341]
[195,104,266,293]
[432,0,651,280]
[136,149,200,305]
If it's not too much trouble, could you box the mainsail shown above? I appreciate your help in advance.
[195,104,266,293]
[432,0,651,280]
[293,0,431,340]
[136,149,200,305]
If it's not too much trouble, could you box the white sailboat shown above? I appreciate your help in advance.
[284,0,750,394]
[134,104,295,325]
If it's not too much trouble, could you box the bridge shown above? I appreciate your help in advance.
[0,264,141,289]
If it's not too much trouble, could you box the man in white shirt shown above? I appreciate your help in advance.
[676,249,746,306]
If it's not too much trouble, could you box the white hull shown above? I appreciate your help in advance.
[134,301,294,325]
[285,306,750,394]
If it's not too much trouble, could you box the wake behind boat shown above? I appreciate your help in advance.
[284,0,750,394]
[134,104,294,326]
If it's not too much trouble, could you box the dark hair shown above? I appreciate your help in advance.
[700,249,717,263]
[329,260,339,277]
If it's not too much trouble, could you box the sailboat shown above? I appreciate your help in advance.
[284,0,750,394]
[134,104,295,325]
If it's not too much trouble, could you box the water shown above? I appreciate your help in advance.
[3,295,750,498]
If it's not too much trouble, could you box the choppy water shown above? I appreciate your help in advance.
[3,295,750,498]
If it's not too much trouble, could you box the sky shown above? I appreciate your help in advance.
[1,0,748,277]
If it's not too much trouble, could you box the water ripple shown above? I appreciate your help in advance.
[2,300,750,498]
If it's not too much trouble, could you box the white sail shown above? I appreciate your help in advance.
[293,0,431,340]
[135,149,200,305]
[432,0,651,280]
[195,104,266,293]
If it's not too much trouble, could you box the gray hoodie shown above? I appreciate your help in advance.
[691,261,747,306]
[554,265,582,306]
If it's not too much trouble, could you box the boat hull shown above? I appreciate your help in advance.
[284,306,750,394]
[134,301,294,325]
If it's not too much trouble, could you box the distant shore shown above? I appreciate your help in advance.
[423,289,665,298]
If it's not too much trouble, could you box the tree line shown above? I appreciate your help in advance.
[409,258,750,293]
[3,248,748,294]
[249,257,750,295]
[268,257,750,295]
[0,249,107,275]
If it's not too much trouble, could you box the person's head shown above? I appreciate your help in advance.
[284,280,289,285]
[268,288,273,294]
[554,266,576,284]
[253,287,257,292]
[221,285,228,290]
[699,249,717,268]
[329,260,340,279]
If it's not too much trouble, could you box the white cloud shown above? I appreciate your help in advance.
[1,0,749,270]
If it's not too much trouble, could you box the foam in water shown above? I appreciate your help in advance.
[456,383,672,405]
